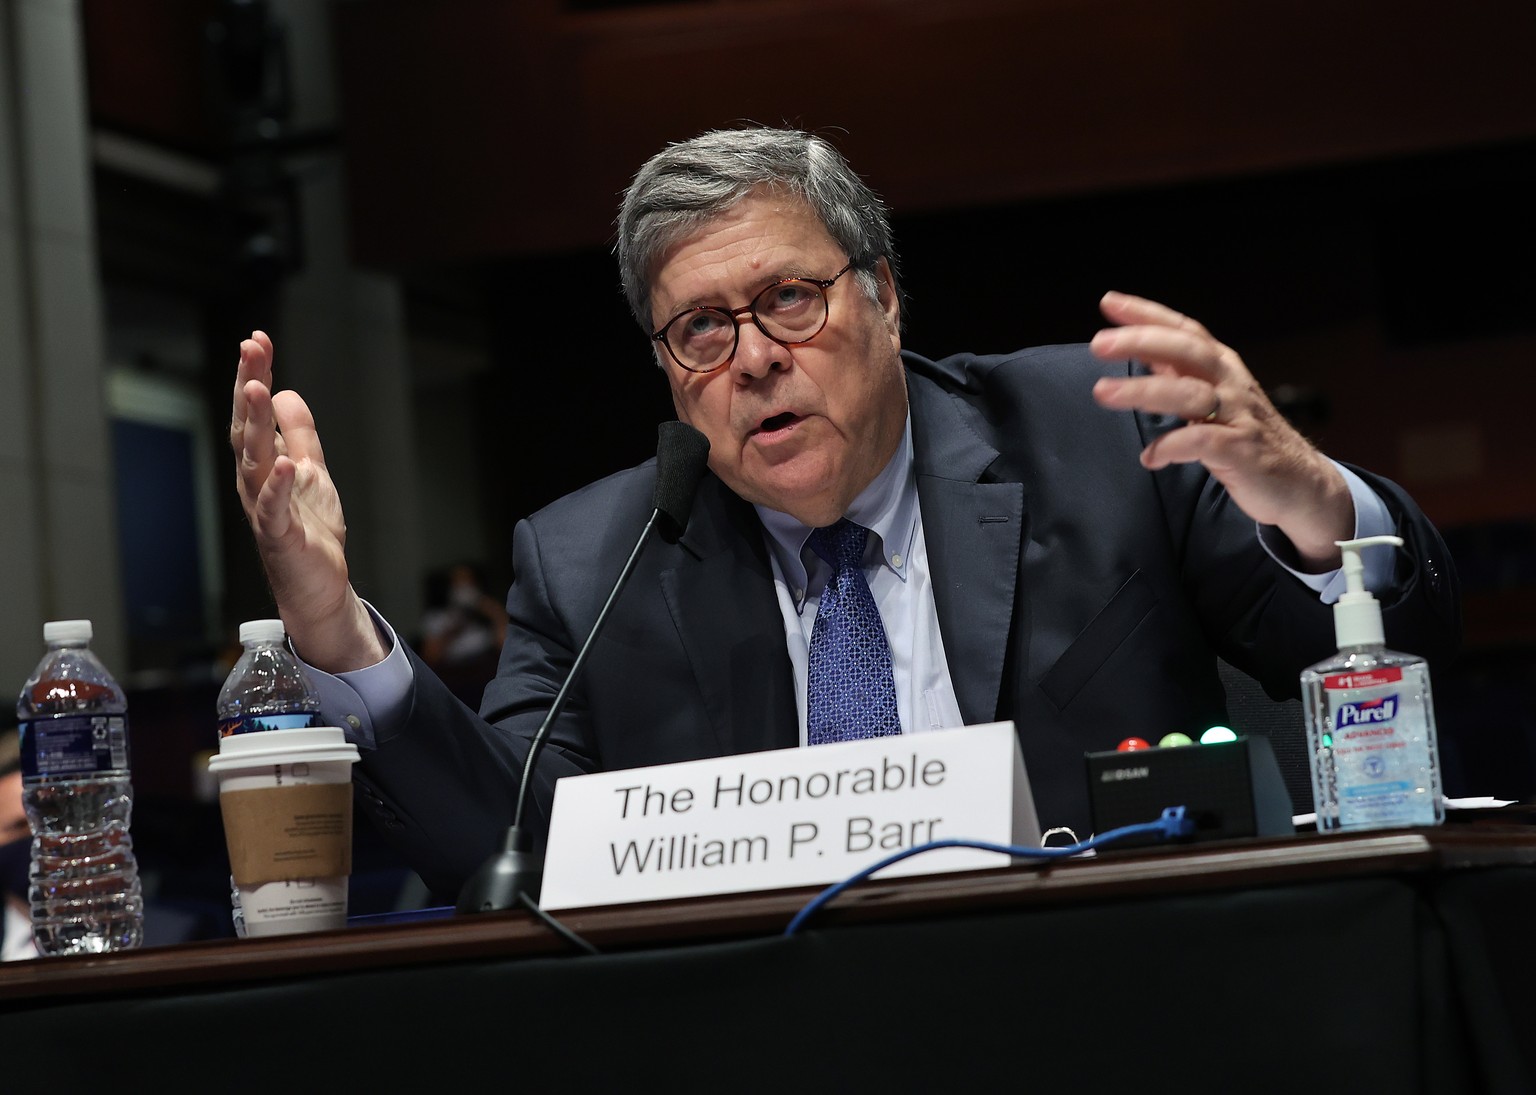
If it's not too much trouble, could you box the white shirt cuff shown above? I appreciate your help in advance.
[293,599,413,751]
[1257,463,1394,603]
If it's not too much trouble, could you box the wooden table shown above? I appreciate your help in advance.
[4,824,1535,1093]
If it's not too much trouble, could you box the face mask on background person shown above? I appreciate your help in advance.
[1,732,28,901]
[0,835,27,901]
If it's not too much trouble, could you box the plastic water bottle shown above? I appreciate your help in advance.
[16,619,144,955]
[215,619,322,934]
[216,619,323,739]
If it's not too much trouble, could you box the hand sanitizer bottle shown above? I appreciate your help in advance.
[1302,535,1444,832]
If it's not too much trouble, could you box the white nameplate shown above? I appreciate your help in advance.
[539,721,1040,912]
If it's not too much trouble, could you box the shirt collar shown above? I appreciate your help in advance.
[755,416,918,610]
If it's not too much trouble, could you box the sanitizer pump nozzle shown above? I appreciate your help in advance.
[1331,535,1402,651]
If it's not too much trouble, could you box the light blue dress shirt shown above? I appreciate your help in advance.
[307,417,1395,751]
[754,417,1394,745]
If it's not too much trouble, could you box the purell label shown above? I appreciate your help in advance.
[1323,668,1403,691]
[1336,694,1398,728]
[1322,666,1434,827]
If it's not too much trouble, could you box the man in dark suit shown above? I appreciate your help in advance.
[230,127,1459,900]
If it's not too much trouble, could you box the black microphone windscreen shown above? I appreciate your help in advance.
[652,421,711,543]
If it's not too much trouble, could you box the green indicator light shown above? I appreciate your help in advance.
[1199,725,1238,744]
[1158,732,1194,748]
[1322,733,1333,748]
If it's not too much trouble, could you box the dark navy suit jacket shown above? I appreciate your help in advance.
[354,345,1461,898]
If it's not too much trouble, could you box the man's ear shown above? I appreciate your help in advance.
[875,257,901,341]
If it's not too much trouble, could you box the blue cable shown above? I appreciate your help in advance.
[783,805,1194,936]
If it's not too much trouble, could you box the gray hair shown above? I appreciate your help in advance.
[616,126,901,332]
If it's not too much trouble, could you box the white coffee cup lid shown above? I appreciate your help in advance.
[208,726,360,773]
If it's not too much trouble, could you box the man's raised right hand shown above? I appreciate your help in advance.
[230,331,387,671]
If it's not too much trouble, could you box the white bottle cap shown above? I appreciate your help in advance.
[43,619,92,643]
[1333,536,1402,649]
[238,619,288,644]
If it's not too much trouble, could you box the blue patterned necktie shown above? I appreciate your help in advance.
[806,520,901,745]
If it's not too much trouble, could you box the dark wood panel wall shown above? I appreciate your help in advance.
[327,0,1536,265]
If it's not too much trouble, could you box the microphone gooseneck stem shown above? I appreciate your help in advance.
[458,422,707,915]
[510,508,661,833]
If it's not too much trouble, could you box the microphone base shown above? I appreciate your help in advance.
[455,827,544,914]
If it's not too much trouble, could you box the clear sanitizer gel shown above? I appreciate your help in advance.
[1302,535,1444,832]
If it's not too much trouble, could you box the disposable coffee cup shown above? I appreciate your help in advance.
[207,727,360,938]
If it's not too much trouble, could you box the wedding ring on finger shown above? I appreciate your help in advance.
[1198,394,1222,424]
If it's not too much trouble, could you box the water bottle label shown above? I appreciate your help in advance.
[218,712,321,738]
[18,714,130,779]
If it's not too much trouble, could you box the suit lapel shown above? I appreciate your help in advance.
[652,363,1024,746]
[659,475,799,757]
[909,372,1025,726]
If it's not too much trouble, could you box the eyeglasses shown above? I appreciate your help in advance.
[651,262,855,373]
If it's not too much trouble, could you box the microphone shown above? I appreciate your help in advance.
[456,421,711,914]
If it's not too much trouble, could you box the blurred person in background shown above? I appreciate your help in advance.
[416,561,508,709]
[0,728,40,961]
[418,561,507,672]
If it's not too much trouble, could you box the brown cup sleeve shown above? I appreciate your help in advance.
[220,783,354,887]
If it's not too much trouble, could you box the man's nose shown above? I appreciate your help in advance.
[730,317,786,380]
